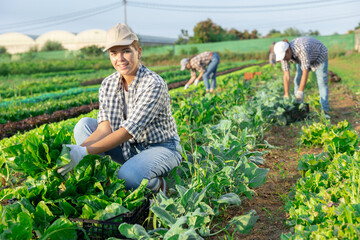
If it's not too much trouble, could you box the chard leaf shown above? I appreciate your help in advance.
[0,212,33,240]
[56,145,71,168]
[19,198,36,213]
[95,203,129,220]
[59,200,76,218]
[34,201,56,233]
[77,195,110,212]
[53,128,70,147]
[94,181,104,193]
[123,179,148,210]
[42,143,51,164]
[39,218,78,240]
[79,204,95,219]
[105,180,126,199]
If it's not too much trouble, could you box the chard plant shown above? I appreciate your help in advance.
[283,119,360,239]
[300,120,359,158]
[116,67,288,239]
[0,150,150,239]
[0,63,306,239]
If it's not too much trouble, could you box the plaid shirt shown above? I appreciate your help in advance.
[281,37,328,72]
[98,64,178,160]
[189,51,212,78]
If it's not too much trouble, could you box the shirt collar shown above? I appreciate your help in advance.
[127,64,144,90]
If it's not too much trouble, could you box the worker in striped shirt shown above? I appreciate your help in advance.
[57,24,182,193]
[274,37,330,118]
[268,42,276,66]
[180,51,220,93]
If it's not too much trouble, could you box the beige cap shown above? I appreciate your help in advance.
[103,23,138,52]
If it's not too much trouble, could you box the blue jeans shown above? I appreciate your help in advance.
[73,117,182,192]
[203,52,220,91]
[293,59,329,112]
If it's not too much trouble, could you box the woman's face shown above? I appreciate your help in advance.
[108,45,142,79]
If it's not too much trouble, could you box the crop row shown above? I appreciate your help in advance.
[0,60,259,100]
[282,120,360,239]
[0,63,308,239]
[0,61,262,124]
[107,64,311,239]
[0,58,112,76]
[0,58,182,77]
[0,68,112,100]
[0,90,98,123]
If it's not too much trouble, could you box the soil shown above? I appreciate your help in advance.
[0,103,99,139]
[207,81,360,239]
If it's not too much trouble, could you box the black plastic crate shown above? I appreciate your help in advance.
[69,197,150,240]
[285,103,310,123]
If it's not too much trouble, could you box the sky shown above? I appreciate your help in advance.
[0,0,359,39]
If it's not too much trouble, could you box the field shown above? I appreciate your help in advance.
[143,33,355,56]
[0,36,359,240]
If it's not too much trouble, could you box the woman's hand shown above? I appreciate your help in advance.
[57,144,88,176]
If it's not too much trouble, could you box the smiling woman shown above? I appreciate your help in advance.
[108,43,142,87]
[57,23,183,193]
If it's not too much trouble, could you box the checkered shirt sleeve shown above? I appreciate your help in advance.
[98,65,178,160]
[281,37,328,72]
[97,71,119,124]
[189,51,212,78]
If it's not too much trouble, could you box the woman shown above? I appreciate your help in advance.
[180,51,220,93]
[57,23,182,192]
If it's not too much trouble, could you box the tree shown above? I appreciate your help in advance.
[228,28,258,40]
[283,27,302,37]
[242,30,250,40]
[80,45,103,57]
[41,40,64,51]
[176,29,190,44]
[0,46,7,55]
[0,46,11,58]
[250,30,259,39]
[355,22,360,30]
[265,29,281,38]
[227,28,243,40]
[182,18,260,44]
[306,30,320,36]
[192,18,227,43]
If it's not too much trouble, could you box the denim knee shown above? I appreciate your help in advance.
[117,165,143,190]
[74,117,97,145]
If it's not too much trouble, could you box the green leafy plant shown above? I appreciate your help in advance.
[41,40,65,52]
